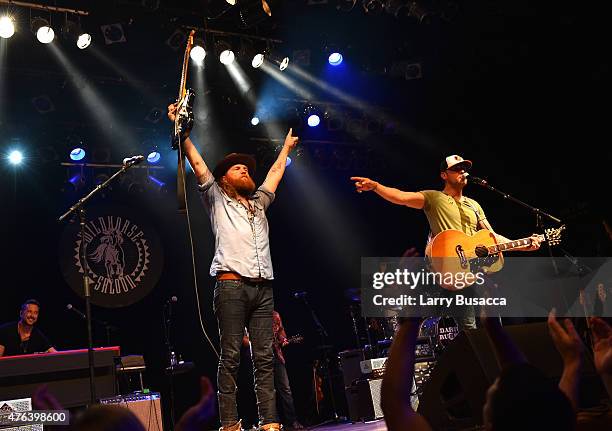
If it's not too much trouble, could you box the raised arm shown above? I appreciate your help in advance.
[351,177,425,209]
[547,309,584,410]
[589,317,612,399]
[381,319,433,431]
[261,128,299,194]
[482,316,528,369]
[168,104,212,185]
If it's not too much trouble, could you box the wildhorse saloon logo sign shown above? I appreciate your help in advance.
[60,206,163,307]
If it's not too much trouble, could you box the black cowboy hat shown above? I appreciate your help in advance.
[212,153,257,179]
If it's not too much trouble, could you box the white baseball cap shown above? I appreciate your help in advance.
[440,154,472,171]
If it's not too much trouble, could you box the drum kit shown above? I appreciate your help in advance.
[346,288,460,358]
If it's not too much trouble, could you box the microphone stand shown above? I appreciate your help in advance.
[296,295,347,427]
[471,176,566,322]
[162,300,177,431]
[470,177,562,225]
[58,158,142,405]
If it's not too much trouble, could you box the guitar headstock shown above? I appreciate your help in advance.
[544,225,565,246]
[187,29,195,48]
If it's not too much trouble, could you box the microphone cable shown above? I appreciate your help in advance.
[178,135,219,360]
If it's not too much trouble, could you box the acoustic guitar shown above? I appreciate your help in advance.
[425,226,565,290]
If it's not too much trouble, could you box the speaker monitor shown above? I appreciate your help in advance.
[417,322,605,430]
[99,392,163,431]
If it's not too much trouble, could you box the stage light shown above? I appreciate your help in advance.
[286,156,292,167]
[362,0,384,14]
[308,114,320,127]
[69,148,86,161]
[328,52,343,66]
[147,151,161,163]
[252,53,264,68]
[32,17,54,44]
[63,18,91,49]
[32,95,55,114]
[100,23,126,44]
[251,116,260,126]
[148,175,167,193]
[0,16,15,39]
[304,104,321,127]
[8,150,23,165]
[77,33,91,49]
[190,45,206,65]
[220,49,235,64]
[279,56,289,71]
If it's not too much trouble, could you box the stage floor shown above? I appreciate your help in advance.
[309,420,387,430]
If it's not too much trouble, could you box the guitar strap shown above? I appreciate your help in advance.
[177,140,187,214]
[463,198,482,226]
[424,197,482,261]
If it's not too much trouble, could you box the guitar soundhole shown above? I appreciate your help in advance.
[475,245,489,258]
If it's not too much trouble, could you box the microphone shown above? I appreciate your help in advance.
[166,296,178,304]
[122,155,145,166]
[66,304,86,320]
[293,291,307,299]
[467,174,488,185]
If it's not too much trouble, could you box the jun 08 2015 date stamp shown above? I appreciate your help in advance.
[0,410,70,426]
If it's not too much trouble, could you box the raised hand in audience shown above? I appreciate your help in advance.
[175,376,217,431]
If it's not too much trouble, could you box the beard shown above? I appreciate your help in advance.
[224,175,256,197]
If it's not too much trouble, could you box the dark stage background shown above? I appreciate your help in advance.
[1,0,611,427]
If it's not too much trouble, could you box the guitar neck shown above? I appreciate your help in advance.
[178,30,195,100]
[286,335,302,344]
[488,234,544,254]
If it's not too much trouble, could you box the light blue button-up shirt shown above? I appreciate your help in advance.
[198,178,275,279]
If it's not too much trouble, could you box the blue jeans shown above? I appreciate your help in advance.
[274,356,297,425]
[213,279,277,427]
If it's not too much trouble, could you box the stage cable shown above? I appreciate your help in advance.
[178,138,220,359]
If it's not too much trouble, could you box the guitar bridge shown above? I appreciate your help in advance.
[455,245,468,268]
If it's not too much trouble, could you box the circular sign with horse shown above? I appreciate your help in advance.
[59,205,163,307]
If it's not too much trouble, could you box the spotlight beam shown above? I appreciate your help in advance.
[226,61,284,143]
[48,44,138,148]
[260,62,314,100]
[287,63,443,151]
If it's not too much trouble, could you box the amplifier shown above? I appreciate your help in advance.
[99,392,163,431]
[359,357,387,374]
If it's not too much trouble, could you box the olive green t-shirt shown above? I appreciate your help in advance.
[420,190,486,237]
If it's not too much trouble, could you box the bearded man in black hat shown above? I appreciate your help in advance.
[168,104,298,431]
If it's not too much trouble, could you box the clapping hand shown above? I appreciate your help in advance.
[548,309,584,366]
[589,317,612,376]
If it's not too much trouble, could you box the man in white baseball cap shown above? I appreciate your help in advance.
[351,154,540,329]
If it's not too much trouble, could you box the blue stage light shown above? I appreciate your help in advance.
[307,114,320,127]
[147,151,161,164]
[70,148,86,161]
[328,52,343,66]
[8,150,23,165]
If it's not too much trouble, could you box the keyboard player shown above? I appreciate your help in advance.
[0,299,57,357]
